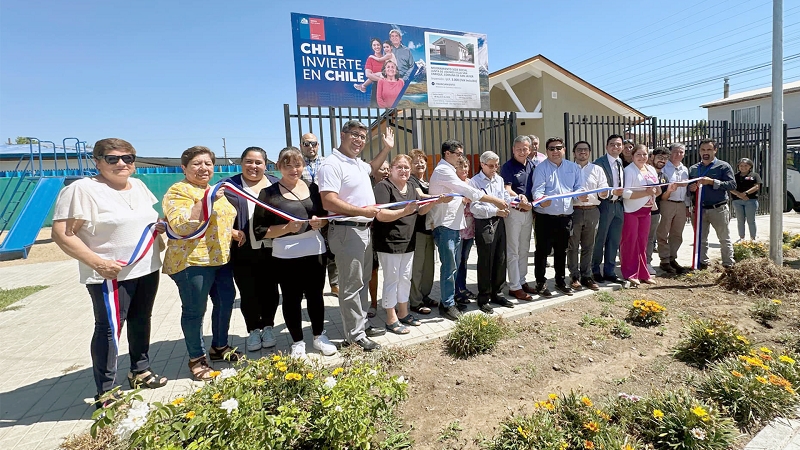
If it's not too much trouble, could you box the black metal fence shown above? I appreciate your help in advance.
[564,113,784,215]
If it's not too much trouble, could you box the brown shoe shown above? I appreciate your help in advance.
[580,277,600,291]
[330,284,339,295]
[570,279,582,290]
[521,283,537,294]
[508,289,532,301]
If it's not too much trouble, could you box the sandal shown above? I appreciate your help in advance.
[410,304,432,315]
[642,279,657,285]
[188,356,214,381]
[128,369,168,389]
[386,321,410,335]
[208,345,243,362]
[399,314,422,326]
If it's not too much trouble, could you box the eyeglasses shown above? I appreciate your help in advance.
[547,145,564,151]
[302,141,318,148]
[99,154,136,164]
[574,147,591,153]
[349,132,367,141]
[447,150,464,156]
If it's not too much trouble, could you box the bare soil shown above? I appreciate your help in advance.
[395,264,800,449]
[0,227,70,267]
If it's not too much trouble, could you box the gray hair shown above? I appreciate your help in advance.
[341,120,367,134]
[513,135,532,146]
[480,151,500,164]
[668,142,686,151]
[527,134,539,142]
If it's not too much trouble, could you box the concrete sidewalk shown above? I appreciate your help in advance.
[0,213,798,449]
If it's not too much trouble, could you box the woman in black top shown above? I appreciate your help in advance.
[252,147,336,359]
[730,158,762,241]
[373,154,444,334]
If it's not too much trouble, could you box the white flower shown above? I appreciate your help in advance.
[690,427,706,441]
[395,375,408,384]
[368,369,378,376]
[323,376,337,389]
[114,400,151,438]
[617,392,640,402]
[334,405,343,412]
[220,398,239,415]
[216,368,238,382]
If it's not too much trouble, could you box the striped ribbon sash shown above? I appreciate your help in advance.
[692,185,704,270]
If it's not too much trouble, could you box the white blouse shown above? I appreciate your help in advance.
[622,164,659,213]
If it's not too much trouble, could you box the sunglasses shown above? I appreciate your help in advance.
[302,141,318,147]
[547,145,564,151]
[99,154,136,164]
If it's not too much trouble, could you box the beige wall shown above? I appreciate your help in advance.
[490,76,545,142]
[540,72,622,140]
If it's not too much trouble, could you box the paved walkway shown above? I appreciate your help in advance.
[0,213,798,449]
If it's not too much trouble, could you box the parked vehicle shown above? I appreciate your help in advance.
[787,148,800,213]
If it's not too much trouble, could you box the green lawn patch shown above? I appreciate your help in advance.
[0,285,47,311]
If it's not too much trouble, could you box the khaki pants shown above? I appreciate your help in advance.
[656,201,687,265]
[699,205,734,267]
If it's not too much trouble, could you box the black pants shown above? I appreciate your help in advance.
[86,270,160,396]
[232,246,279,332]
[276,254,326,342]
[534,213,573,284]
[475,217,506,304]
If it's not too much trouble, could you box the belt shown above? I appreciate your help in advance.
[573,205,598,210]
[333,220,372,228]
[604,198,622,204]
[702,202,727,210]
[667,200,684,203]
[476,216,501,222]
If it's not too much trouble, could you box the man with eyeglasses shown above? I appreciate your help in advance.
[531,137,586,296]
[300,132,340,295]
[317,120,394,351]
[428,139,508,321]
[568,141,608,292]
[656,143,690,274]
[500,135,535,301]
[646,147,671,276]
[592,134,627,284]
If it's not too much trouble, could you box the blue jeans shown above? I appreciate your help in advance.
[732,198,758,240]
[455,238,474,295]
[433,226,462,308]
[170,264,236,359]
[592,200,624,277]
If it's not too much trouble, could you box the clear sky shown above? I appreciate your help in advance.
[1,0,797,161]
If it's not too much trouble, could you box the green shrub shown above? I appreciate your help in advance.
[673,319,751,368]
[732,240,767,262]
[625,299,667,327]
[696,348,800,429]
[750,298,782,323]
[445,313,505,358]
[93,356,408,449]
[611,320,632,339]
[483,409,568,450]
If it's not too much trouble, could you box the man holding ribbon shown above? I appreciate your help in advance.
[688,139,736,269]
[592,135,627,284]
[500,135,535,300]
[656,143,690,274]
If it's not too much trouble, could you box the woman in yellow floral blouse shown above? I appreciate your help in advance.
[163,146,245,381]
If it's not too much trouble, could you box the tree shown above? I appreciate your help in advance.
[465,43,475,61]
[15,137,30,144]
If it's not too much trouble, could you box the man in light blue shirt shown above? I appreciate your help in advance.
[531,137,586,296]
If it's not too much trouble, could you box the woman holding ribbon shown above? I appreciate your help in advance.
[52,138,167,407]
[252,147,336,359]
[223,147,281,353]
[621,144,662,286]
[163,146,244,381]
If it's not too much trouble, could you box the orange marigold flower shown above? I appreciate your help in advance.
[583,421,600,432]
[581,396,593,407]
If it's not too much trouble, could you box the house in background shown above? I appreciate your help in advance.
[430,37,471,62]
[700,80,800,145]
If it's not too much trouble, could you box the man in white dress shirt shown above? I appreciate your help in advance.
[656,143,689,274]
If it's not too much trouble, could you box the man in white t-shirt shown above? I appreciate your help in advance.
[317,120,393,351]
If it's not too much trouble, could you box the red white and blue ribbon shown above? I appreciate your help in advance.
[692,184,704,270]
[529,178,703,208]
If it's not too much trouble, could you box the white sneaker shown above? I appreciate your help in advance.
[313,331,337,356]
[246,329,263,352]
[290,341,307,360]
[261,326,277,348]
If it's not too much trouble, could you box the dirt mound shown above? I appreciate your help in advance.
[718,258,800,297]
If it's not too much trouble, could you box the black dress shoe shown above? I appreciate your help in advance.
[555,283,574,295]
[592,273,605,282]
[659,262,677,274]
[478,303,494,314]
[352,337,381,352]
[439,305,463,321]
[456,303,468,311]
[670,261,687,274]
[604,275,623,284]
[365,326,386,337]
[455,294,471,305]
[536,282,553,297]
[490,296,514,308]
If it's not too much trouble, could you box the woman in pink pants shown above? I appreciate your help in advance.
[621,144,661,286]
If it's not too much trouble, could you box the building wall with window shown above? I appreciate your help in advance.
[702,85,800,142]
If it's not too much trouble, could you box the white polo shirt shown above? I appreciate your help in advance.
[316,148,375,222]
[427,158,484,231]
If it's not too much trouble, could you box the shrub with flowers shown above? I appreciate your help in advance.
[673,319,752,368]
[696,347,800,428]
[92,356,408,449]
[732,240,767,262]
[750,298,782,323]
[445,313,505,358]
[625,300,667,327]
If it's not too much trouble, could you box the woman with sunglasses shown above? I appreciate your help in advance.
[52,138,167,408]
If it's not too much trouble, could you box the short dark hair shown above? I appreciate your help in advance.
[544,137,564,149]
[699,138,717,149]
[341,120,367,134]
[181,146,215,166]
[441,139,463,157]
[572,140,591,151]
[241,146,267,162]
[653,147,669,157]
[606,134,624,145]
[93,138,135,160]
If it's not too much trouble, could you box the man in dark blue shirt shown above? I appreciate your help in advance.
[500,135,535,300]
[688,139,736,268]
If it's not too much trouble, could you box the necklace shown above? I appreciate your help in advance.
[117,189,134,210]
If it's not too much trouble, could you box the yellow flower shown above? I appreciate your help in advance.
[185,411,196,419]
[320,395,329,402]
[267,373,274,380]
[544,401,555,411]
[768,374,791,388]
[787,386,797,395]
[272,354,281,361]
[583,421,600,432]
[481,320,488,326]
[332,367,344,376]
[691,405,708,418]
[652,409,664,419]
[772,299,782,305]
[581,396,593,407]
[306,373,314,380]
[517,426,528,439]
[736,335,749,345]
[623,445,634,450]
[761,347,773,354]
[278,366,288,373]
[596,409,610,421]
[756,376,768,384]
[779,355,796,365]
[561,443,569,450]
[584,440,595,449]
[212,393,222,401]
[549,393,558,400]
[171,397,185,406]
[705,328,714,335]
[285,372,302,381]
[209,370,221,378]
[731,370,743,378]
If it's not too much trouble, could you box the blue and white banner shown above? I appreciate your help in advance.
[290,13,489,109]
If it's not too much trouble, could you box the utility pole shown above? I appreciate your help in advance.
[770,0,784,265]
[222,138,228,162]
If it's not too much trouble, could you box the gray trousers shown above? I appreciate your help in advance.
[568,206,600,280]
[656,201,687,264]
[700,204,734,266]
[328,223,373,342]
[409,232,435,308]
[646,213,661,266]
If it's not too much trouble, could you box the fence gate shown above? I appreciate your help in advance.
[284,105,517,176]
[564,113,785,215]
